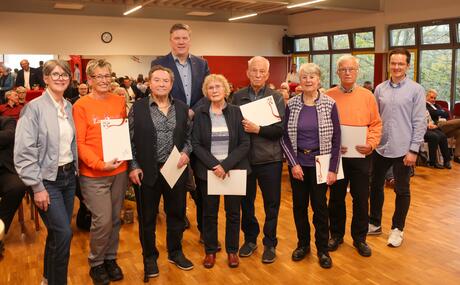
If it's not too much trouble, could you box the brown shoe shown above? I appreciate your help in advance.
[203,253,216,269]
[228,253,239,268]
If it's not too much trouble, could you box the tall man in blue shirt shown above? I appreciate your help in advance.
[151,23,210,238]
[368,48,427,247]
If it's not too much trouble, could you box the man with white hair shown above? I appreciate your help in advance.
[326,55,382,257]
[231,56,285,263]
[0,65,14,104]
[15,59,44,89]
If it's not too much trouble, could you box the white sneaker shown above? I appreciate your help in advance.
[368,223,382,235]
[387,228,404,247]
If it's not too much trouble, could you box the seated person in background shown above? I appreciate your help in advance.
[293,85,303,96]
[70,83,89,104]
[122,76,142,101]
[15,87,27,105]
[0,116,27,241]
[0,90,23,120]
[424,110,451,169]
[110,81,120,93]
[426,89,460,163]
[363,81,374,93]
[0,64,14,104]
[113,87,132,111]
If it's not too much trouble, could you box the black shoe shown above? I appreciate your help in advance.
[291,246,310,261]
[429,163,444,169]
[144,257,159,279]
[318,252,332,269]
[104,259,123,281]
[262,246,276,263]
[444,161,452,169]
[168,252,194,271]
[327,236,343,251]
[184,216,190,229]
[238,242,257,257]
[89,264,110,285]
[353,241,372,257]
[453,156,460,163]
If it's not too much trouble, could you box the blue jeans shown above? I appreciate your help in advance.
[39,166,76,285]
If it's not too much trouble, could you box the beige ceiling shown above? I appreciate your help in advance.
[3,0,382,25]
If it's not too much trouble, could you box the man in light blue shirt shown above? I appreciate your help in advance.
[368,48,426,248]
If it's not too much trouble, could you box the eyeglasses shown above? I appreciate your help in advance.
[91,74,112,81]
[50,72,70,80]
[337,68,358,74]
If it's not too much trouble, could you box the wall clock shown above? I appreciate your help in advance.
[101,32,113,43]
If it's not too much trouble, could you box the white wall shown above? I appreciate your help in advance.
[0,12,286,56]
[82,55,157,79]
[288,0,460,52]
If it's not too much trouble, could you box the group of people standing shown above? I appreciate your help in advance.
[8,22,430,285]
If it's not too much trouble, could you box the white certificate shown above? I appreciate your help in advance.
[101,119,132,162]
[160,146,187,189]
[207,170,247,196]
[315,154,344,184]
[341,125,367,158]
[239,95,282,126]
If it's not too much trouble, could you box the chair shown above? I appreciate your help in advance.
[17,192,40,233]
[453,102,460,119]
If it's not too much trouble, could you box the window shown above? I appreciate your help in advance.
[355,54,375,85]
[390,27,416,46]
[313,36,329,51]
[332,34,349,50]
[331,53,348,86]
[422,24,450,45]
[3,54,54,70]
[294,56,309,67]
[294,38,310,52]
[312,54,331,88]
[389,18,459,107]
[419,49,453,102]
[354,31,374,48]
[456,49,460,102]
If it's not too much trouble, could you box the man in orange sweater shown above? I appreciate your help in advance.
[73,59,128,285]
[326,55,382,257]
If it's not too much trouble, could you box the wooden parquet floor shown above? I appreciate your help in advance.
[1,163,460,284]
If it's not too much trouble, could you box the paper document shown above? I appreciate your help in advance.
[160,146,187,189]
[341,125,367,158]
[207,170,247,196]
[101,119,132,162]
[315,154,344,184]
[240,95,281,126]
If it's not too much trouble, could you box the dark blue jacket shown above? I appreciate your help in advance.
[151,53,210,111]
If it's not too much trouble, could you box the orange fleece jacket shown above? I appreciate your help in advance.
[326,86,382,150]
[73,94,128,177]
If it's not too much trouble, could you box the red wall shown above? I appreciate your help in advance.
[203,56,289,90]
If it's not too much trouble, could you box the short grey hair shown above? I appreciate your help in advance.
[248,56,270,70]
[336,54,360,70]
[43,60,71,77]
[299,63,321,78]
[86,59,112,77]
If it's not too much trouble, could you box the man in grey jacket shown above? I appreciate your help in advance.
[231,56,285,264]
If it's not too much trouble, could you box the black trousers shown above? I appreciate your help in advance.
[424,129,451,164]
[196,178,241,254]
[134,173,186,260]
[185,166,203,233]
[329,157,370,242]
[369,152,411,230]
[0,169,27,233]
[289,166,329,254]
[241,161,282,247]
